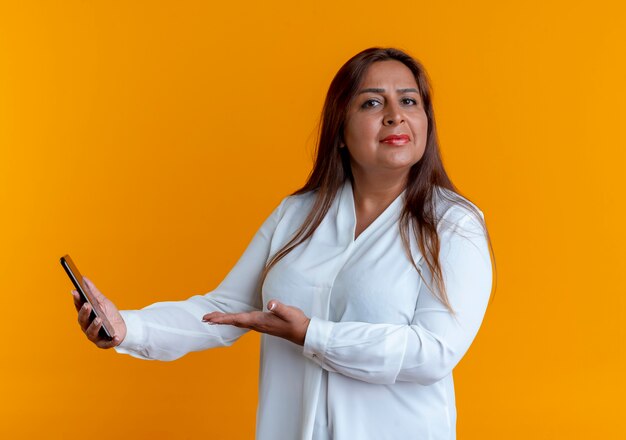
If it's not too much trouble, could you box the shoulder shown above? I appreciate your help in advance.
[277,190,316,216]
[431,186,486,235]
[267,189,317,228]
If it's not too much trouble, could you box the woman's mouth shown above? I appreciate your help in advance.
[380,134,410,145]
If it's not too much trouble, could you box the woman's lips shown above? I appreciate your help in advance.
[380,134,410,145]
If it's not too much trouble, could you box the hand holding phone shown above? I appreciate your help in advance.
[61,255,126,348]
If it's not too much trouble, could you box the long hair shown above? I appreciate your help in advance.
[262,47,496,314]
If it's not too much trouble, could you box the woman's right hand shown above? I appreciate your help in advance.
[72,276,127,349]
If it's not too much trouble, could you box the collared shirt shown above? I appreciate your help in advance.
[116,180,493,440]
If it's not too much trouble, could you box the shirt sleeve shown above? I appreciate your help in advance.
[114,198,287,361]
[302,210,493,385]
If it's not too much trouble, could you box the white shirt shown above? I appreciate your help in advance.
[115,180,493,440]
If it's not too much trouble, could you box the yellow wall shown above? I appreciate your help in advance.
[1,1,624,438]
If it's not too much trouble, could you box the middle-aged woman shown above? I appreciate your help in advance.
[73,47,496,440]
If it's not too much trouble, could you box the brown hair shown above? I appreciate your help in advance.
[262,47,496,315]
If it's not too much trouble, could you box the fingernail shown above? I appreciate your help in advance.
[269,302,276,311]
[94,317,100,325]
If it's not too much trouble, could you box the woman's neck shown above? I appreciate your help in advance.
[351,169,407,211]
[350,169,407,239]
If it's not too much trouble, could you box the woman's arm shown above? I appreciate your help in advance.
[113,198,287,361]
[302,212,493,385]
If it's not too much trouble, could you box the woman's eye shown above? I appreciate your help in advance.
[401,98,418,105]
[361,99,381,109]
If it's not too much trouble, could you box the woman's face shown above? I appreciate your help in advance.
[343,60,428,180]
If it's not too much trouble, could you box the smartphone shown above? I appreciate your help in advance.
[60,254,114,340]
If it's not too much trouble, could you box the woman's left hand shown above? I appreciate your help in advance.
[202,300,311,346]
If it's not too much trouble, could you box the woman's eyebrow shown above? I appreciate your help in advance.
[357,87,419,94]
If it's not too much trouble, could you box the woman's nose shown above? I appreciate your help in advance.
[383,103,404,126]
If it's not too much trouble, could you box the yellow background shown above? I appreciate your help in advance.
[1,1,624,438]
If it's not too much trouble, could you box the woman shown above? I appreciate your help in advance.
[73,47,495,440]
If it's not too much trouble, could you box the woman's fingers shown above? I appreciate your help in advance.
[202,302,295,325]
[202,311,225,321]
[70,277,127,349]
[77,302,92,332]
[202,306,310,346]
[85,315,102,341]
[204,310,294,337]
[71,290,83,312]
[268,301,308,324]
[267,301,291,320]
[266,301,310,346]
[95,336,121,349]
[203,311,266,329]
[80,303,117,346]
